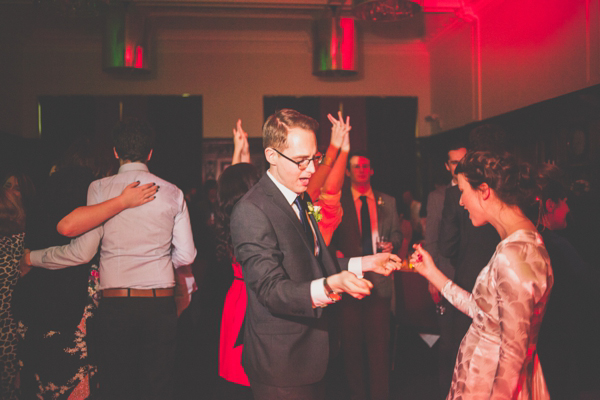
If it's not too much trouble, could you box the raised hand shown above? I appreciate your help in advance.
[119,181,157,209]
[341,125,350,152]
[327,111,351,149]
[233,119,250,164]
[327,270,374,299]
[361,252,403,276]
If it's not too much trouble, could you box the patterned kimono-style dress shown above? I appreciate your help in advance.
[441,230,553,400]
[0,232,24,400]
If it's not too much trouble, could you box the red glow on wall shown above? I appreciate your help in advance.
[339,17,355,70]
[125,45,133,67]
[330,19,339,70]
[135,46,144,69]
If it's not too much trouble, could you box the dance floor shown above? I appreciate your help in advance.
[173,287,600,400]
[174,290,444,400]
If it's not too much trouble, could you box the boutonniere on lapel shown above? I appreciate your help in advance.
[306,201,323,223]
[377,196,385,207]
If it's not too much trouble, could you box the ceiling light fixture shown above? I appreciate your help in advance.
[353,0,421,21]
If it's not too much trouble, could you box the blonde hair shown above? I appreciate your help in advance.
[263,109,319,151]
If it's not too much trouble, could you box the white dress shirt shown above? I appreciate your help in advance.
[30,162,197,292]
[266,171,362,307]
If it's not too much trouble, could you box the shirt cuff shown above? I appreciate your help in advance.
[29,250,44,267]
[348,257,363,279]
[311,278,331,308]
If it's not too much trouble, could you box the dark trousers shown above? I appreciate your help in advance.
[96,297,177,400]
[436,304,456,399]
[341,295,391,400]
[249,378,325,400]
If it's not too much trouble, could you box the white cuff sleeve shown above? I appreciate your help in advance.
[29,250,44,267]
[310,278,331,307]
[348,257,363,279]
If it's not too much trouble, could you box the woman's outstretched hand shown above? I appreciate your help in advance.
[409,243,435,277]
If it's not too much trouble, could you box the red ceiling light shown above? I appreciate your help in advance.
[313,8,358,77]
[103,1,150,73]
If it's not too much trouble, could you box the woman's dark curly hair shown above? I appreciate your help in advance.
[455,151,540,220]
[215,163,260,263]
[0,187,25,236]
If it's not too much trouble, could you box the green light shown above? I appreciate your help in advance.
[38,101,42,137]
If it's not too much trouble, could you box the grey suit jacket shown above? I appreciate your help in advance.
[330,187,402,298]
[424,184,454,279]
[230,174,349,387]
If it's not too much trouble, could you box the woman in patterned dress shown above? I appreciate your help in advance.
[0,175,26,400]
[411,151,553,400]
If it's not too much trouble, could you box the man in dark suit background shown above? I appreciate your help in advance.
[330,152,402,400]
[230,109,401,400]
[423,142,466,397]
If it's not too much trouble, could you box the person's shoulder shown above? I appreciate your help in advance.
[444,184,459,197]
[233,177,267,210]
[88,174,112,191]
[498,231,549,265]
[374,190,395,204]
[428,185,447,202]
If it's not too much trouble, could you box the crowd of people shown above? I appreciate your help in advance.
[1,108,599,400]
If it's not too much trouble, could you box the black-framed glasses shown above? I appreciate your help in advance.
[272,148,323,170]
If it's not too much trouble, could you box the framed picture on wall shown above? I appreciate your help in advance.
[202,138,266,183]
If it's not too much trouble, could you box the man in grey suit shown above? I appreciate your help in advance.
[423,142,466,397]
[330,152,402,400]
[230,109,401,400]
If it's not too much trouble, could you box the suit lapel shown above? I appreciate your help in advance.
[259,175,317,257]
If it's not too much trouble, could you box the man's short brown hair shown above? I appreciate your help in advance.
[263,109,319,151]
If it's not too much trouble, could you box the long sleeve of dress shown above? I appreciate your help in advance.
[441,279,480,319]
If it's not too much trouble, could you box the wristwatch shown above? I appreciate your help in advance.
[323,277,342,302]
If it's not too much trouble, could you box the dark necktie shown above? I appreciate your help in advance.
[360,195,373,255]
[294,195,315,253]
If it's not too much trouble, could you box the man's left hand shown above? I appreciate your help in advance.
[361,252,402,276]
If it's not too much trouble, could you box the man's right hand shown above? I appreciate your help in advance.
[327,270,373,300]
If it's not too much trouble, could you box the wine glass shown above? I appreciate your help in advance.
[376,234,387,253]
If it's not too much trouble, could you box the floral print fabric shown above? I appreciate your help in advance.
[441,230,553,400]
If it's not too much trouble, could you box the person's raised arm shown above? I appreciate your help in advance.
[57,181,157,237]
[306,111,349,200]
[411,243,479,318]
[322,126,349,196]
[232,119,250,165]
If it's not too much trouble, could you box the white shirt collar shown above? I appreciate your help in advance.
[267,170,301,205]
[351,186,375,202]
[118,162,149,174]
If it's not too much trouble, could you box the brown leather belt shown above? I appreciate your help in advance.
[102,288,175,298]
